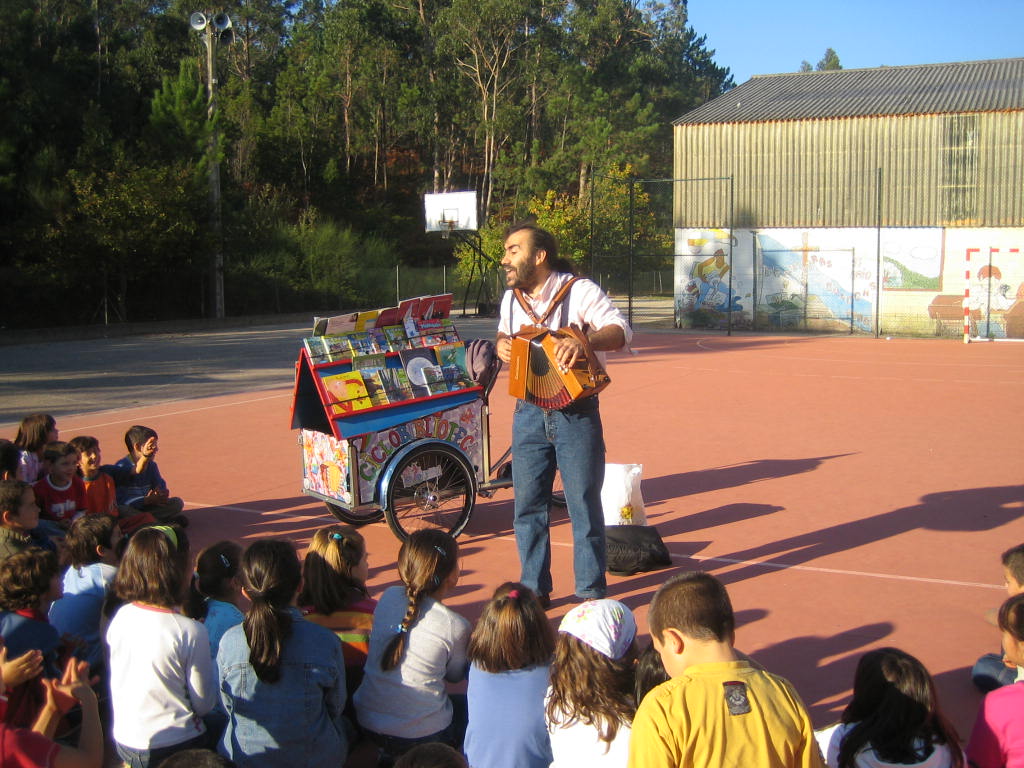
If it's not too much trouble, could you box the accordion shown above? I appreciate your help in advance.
[508,326,610,409]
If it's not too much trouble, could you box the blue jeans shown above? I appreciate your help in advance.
[972,652,1019,692]
[512,398,606,599]
[116,732,210,768]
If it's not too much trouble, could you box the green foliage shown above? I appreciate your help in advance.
[1,0,733,328]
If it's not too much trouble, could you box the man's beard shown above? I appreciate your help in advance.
[507,258,537,290]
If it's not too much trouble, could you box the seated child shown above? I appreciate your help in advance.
[104,425,186,526]
[354,530,469,761]
[0,480,41,562]
[394,742,468,768]
[546,599,637,767]
[465,583,554,768]
[966,592,1024,768]
[216,539,349,768]
[48,514,121,672]
[13,414,58,484]
[628,571,824,768]
[0,641,104,768]
[972,543,1024,692]
[818,647,963,768]
[298,525,376,706]
[32,442,87,540]
[0,549,66,727]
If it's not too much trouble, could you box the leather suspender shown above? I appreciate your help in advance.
[512,277,579,330]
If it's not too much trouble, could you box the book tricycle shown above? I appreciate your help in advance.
[290,292,606,541]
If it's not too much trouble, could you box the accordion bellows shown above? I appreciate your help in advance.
[508,326,610,409]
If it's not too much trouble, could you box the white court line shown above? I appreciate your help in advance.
[474,532,1003,591]
[62,392,290,431]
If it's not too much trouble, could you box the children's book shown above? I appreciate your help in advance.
[399,348,439,399]
[346,331,378,357]
[411,319,447,347]
[303,337,329,364]
[355,310,379,332]
[321,371,374,414]
[376,305,401,328]
[420,293,454,320]
[362,371,390,407]
[369,328,390,353]
[397,297,422,325]
[351,353,387,372]
[382,325,410,352]
[322,335,352,362]
[422,364,449,396]
[377,367,414,402]
[434,342,471,389]
[314,312,359,336]
[440,318,460,343]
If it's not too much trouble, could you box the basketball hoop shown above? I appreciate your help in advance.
[439,218,456,240]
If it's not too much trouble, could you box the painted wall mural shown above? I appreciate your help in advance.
[674,227,1024,337]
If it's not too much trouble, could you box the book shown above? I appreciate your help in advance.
[321,371,374,414]
[377,367,414,402]
[382,325,410,352]
[399,348,439,399]
[346,331,378,357]
[362,371,390,407]
[397,297,422,324]
[421,293,453,320]
[376,305,401,328]
[303,337,329,364]
[411,318,447,347]
[313,312,359,336]
[440,318,460,343]
[322,335,351,362]
[434,342,472,389]
[351,353,387,372]
[355,310,379,332]
[369,328,390,353]
[422,364,449,395]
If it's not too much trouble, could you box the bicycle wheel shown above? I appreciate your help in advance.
[384,444,476,540]
[324,502,384,526]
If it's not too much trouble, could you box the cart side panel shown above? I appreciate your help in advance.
[300,429,353,506]
[356,400,485,501]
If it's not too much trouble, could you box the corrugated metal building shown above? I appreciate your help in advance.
[672,58,1024,229]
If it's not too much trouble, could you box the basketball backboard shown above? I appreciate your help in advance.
[424,191,478,233]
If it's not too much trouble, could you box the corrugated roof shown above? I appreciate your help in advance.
[674,58,1024,125]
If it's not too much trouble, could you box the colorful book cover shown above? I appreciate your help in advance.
[322,335,351,362]
[435,342,471,389]
[303,336,329,364]
[369,328,390,353]
[351,352,387,372]
[355,310,379,332]
[397,297,422,324]
[346,331,377,357]
[440,318,460,343]
[399,348,439,399]
[412,319,447,347]
[321,371,374,414]
[421,293,453,320]
[382,325,410,352]
[314,312,359,336]
[377,367,414,402]
[362,371,390,407]
[422,364,449,395]
[376,305,401,328]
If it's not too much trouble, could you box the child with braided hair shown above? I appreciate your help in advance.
[353,529,470,762]
[298,524,376,705]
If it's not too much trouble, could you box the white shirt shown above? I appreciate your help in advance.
[106,602,217,749]
[499,272,632,366]
[546,692,632,767]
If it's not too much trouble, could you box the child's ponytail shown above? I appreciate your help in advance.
[380,530,458,672]
[184,540,242,621]
[241,540,301,683]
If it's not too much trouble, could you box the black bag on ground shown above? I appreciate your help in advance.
[605,524,672,576]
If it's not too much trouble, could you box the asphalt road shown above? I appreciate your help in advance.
[0,317,500,427]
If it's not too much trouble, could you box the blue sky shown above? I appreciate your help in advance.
[687,0,1024,85]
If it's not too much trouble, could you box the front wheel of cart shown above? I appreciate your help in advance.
[383,444,475,540]
[324,503,384,526]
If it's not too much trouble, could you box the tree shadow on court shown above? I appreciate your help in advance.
[711,484,1024,587]
[643,455,852,505]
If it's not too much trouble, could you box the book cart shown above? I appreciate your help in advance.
[290,296,514,540]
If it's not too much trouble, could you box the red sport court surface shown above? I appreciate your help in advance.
[41,332,1024,738]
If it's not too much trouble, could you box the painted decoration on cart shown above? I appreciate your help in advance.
[357,401,483,502]
[301,429,352,505]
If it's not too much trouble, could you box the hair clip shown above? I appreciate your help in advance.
[433,545,446,557]
[149,525,179,550]
[507,589,520,599]
[395,624,408,634]
[331,532,344,541]
[219,554,230,570]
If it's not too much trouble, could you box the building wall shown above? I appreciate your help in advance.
[672,111,1024,229]
[674,226,1024,338]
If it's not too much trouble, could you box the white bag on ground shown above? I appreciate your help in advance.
[600,463,647,526]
